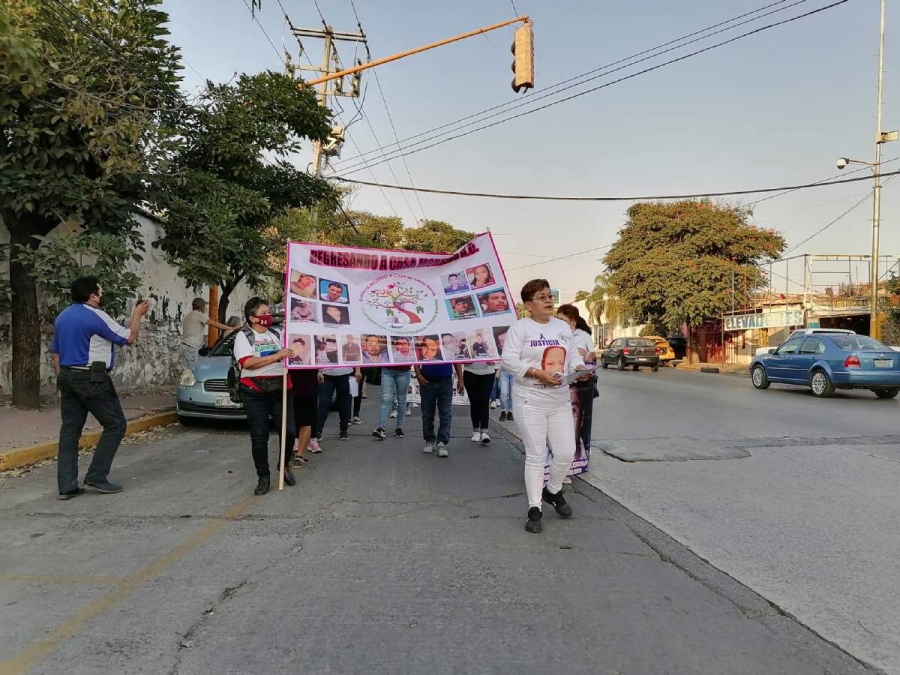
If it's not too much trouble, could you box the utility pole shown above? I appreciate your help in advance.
[870,0,888,339]
[285,24,367,237]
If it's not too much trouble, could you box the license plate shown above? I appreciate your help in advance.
[638,357,650,361]
[874,359,892,368]
[215,395,239,408]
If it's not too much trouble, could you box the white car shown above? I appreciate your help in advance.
[754,329,856,357]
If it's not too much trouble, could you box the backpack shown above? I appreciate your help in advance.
[227,325,281,403]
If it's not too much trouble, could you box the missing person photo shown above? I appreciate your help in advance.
[493,326,511,356]
[288,334,313,365]
[290,270,317,299]
[319,279,349,304]
[416,335,444,362]
[342,334,362,364]
[441,332,471,360]
[477,288,511,316]
[290,298,318,323]
[316,335,339,365]
[362,334,389,364]
[446,295,479,320]
[466,264,495,290]
[322,303,350,326]
[441,271,470,295]
[390,336,417,362]
[468,329,497,358]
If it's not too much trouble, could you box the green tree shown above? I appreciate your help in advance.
[1,0,182,408]
[321,212,472,254]
[579,273,624,328]
[151,71,336,323]
[604,200,785,342]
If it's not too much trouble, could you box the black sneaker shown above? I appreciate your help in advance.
[395,428,405,438]
[339,430,350,441]
[542,487,573,518]
[525,507,543,534]
[254,476,270,495]
[499,411,507,422]
[282,467,296,486]
[58,487,85,501]
[507,412,514,421]
[373,427,387,440]
[83,480,122,494]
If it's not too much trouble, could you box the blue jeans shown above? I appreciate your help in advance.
[420,377,453,445]
[379,369,411,429]
[498,370,514,413]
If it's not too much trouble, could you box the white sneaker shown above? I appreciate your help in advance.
[480,431,491,445]
[390,410,398,419]
[423,442,434,454]
[471,431,482,443]
[406,405,412,416]
[352,416,361,425]
[490,401,498,409]
[437,443,449,458]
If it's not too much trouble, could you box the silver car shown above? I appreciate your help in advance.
[177,331,245,423]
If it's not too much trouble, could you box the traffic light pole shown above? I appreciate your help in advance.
[303,16,530,89]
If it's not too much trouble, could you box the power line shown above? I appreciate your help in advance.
[336,0,852,175]
[333,167,900,202]
[311,0,328,27]
[333,0,805,171]
[507,245,614,272]
[242,0,284,61]
[510,0,521,15]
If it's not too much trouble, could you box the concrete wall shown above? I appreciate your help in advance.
[0,212,254,397]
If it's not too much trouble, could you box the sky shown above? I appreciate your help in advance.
[160,0,899,301]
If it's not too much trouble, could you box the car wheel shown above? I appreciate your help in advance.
[873,387,900,399]
[751,365,770,390]
[651,363,659,372]
[601,360,609,370]
[617,357,627,371]
[809,369,835,398]
[632,365,640,371]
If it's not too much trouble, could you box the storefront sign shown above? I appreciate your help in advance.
[724,310,804,331]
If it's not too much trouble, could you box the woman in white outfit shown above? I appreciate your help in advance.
[501,279,587,533]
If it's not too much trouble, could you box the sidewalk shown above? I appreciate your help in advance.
[0,390,176,471]
[0,395,871,674]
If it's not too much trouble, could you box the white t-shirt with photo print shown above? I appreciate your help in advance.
[233,328,284,379]
[501,317,584,403]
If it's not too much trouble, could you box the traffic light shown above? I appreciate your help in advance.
[511,22,534,93]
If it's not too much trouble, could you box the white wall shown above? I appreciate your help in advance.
[0,212,255,397]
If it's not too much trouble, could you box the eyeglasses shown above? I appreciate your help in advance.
[529,294,554,302]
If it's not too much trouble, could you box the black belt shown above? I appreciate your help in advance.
[60,365,111,373]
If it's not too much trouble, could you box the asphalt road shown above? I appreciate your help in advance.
[0,393,875,675]
[584,366,900,675]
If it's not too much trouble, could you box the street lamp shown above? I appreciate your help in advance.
[833,0,897,339]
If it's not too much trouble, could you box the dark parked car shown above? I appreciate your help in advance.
[601,337,660,371]
[667,336,688,360]
[750,334,900,398]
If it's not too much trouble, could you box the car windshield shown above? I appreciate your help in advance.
[626,339,654,347]
[209,330,239,356]
[829,335,888,351]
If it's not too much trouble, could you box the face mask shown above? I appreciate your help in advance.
[256,314,273,328]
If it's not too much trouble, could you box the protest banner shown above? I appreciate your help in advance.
[283,233,514,370]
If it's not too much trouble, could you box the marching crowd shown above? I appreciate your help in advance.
[50,276,596,533]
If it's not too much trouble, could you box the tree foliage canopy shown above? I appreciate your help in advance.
[603,201,785,331]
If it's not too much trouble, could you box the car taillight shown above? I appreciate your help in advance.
[623,348,631,355]
[844,354,861,368]
[654,347,661,354]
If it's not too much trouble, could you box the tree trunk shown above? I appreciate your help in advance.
[395,304,422,324]
[8,227,42,409]
[219,283,233,325]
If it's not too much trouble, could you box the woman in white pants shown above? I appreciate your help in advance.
[502,278,587,533]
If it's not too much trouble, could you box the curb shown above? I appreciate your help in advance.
[0,411,178,471]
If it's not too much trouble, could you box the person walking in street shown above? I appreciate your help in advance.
[50,277,150,499]
[463,360,497,444]
[502,279,587,534]
[316,366,362,442]
[556,304,598,482]
[290,368,318,469]
[373,365,412,440]
[414,361,463,457]
[234,297,301,495]
[181,297,235,367]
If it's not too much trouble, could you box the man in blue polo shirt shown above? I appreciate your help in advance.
[50,276,149,500]
[413,360,464,458]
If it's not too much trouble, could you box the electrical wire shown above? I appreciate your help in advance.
[242,0,284,61]
[510,0,521,15]
[312,0,328,28]
[506,245,614,272]
[336,0,851,175]
[333,0,803,170]
[332,168,900,202]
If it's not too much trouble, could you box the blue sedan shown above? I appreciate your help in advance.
[750,333,900,399]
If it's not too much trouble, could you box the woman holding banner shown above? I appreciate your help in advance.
[501,279,588,534]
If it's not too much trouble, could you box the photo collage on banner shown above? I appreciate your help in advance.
[284,233,514,370]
